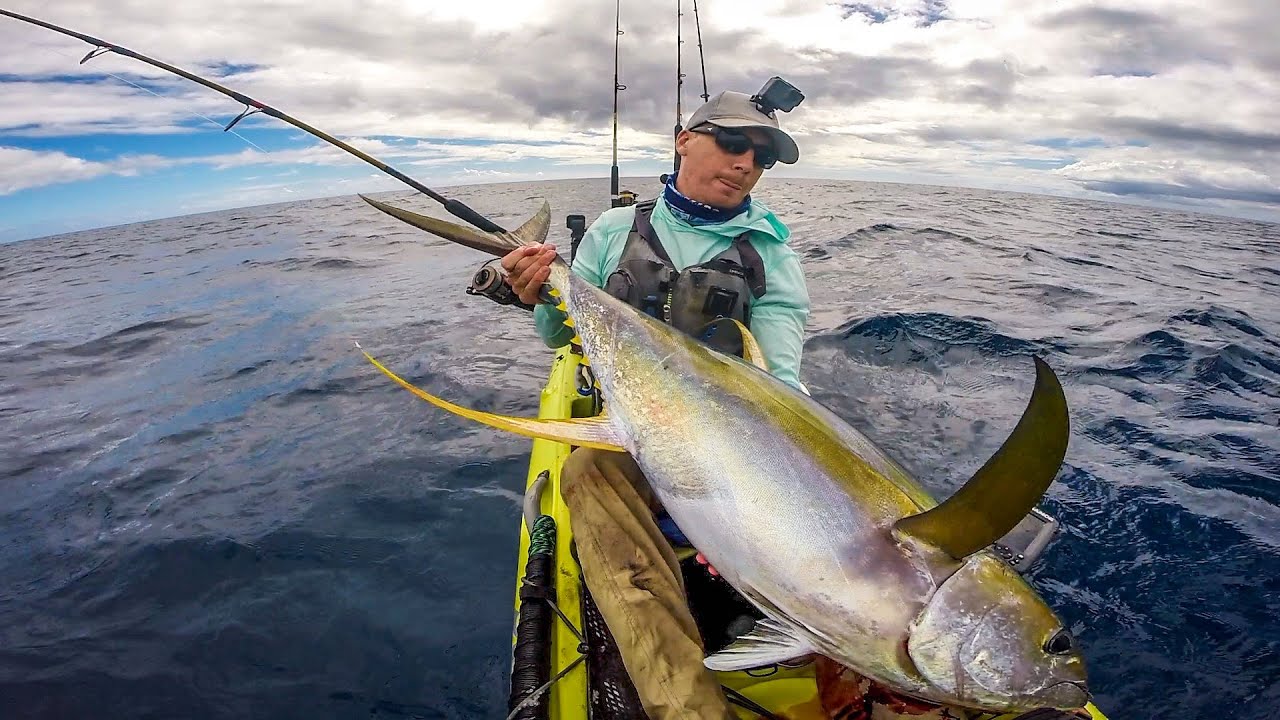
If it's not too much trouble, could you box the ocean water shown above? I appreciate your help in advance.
[0,177,1276,719]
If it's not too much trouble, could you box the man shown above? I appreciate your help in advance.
[499,88,809,719]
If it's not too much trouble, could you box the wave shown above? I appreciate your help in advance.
[1171,305,1266,341]
[810,311,1047,361]
[65,316,211,359]
[1192,343,1280,399]
[910,227,977,243]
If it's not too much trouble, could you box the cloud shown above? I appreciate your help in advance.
[1101,117,1280,153]
[0,146,111,193]
[0,0,1276,227]
[1056,145,1280,206]
[1036,6,1228,77]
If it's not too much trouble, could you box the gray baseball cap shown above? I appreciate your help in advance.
[685,90,800,164]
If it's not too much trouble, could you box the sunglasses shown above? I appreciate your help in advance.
[690,125,778,169]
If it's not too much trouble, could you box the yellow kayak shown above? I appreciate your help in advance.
[509,344,1108,720]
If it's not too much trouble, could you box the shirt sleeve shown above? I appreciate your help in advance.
[747,246,811,390]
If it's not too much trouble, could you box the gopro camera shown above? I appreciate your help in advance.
[751,76,804,116]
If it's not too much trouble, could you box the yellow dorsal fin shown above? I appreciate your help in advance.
[358,344,627,452]
[730,319,769,372]
[701,318,769,372]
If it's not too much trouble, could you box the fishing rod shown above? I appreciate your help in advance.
[610,0,627,208]
[691,0,710,103]
[0,8,508,234]
[671,0,710,175]
[673,0,685,175]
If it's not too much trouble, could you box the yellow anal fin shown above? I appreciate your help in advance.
[359,345,627,452]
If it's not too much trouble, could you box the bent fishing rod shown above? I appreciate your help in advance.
[0,8,507,234]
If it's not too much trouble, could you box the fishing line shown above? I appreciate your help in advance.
[27,41,318,196]
[1,8,507,232]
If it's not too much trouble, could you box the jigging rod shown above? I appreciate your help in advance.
[610,0,626,207]
[673,0,685,175]
[0,8,507,233]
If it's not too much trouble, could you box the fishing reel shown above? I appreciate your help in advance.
[466,260,535,312]
[612,190,637,208]
[750,76,804,117]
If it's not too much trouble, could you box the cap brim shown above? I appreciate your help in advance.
[709,118,800,164]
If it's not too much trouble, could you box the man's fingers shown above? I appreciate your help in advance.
[511,260,549,291]
[500,244,560,305]
[511,246,558,276]
[500,244,542,272]
[695,552,719,576]
[511,256,537,278]
[519,266,552,304]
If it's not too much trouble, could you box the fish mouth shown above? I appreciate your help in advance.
[1040,680,1090,709]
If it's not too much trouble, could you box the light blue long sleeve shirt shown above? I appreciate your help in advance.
[533,197,811,390]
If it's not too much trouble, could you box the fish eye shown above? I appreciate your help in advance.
[1044,629,1074,655]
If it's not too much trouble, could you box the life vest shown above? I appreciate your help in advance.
[602,199,767,357]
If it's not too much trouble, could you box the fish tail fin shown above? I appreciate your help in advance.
[894,355,1070,558]
[360,194,555,259]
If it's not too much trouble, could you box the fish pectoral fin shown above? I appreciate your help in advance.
[359,195,552,258]
[703,617,816,672]
[359,344,627,451]
[700,317,770,372]
[894,355,1070,558]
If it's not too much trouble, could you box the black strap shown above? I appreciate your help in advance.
[630,199,673,265]
[733,233,768,298]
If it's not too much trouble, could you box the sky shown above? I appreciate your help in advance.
[1,0,1278,242]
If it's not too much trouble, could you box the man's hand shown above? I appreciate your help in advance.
[501,243,559,306]
[696,552,719,577]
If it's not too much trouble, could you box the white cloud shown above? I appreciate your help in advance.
[0,0,1276,221]
[0,146,112,194]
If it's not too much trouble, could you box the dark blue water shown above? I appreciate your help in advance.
[1,178,1276,719]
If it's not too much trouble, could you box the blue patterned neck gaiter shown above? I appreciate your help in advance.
[661,173,751,225]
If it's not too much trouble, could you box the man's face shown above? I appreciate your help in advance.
[673,125,773,209]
